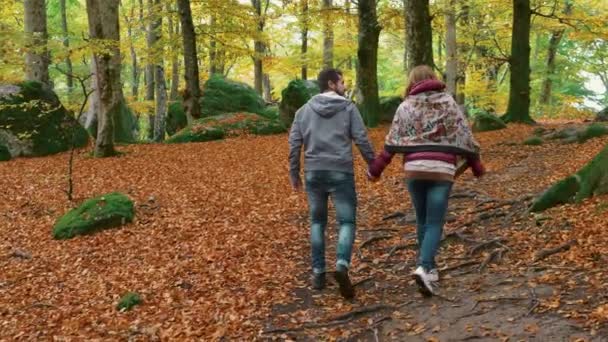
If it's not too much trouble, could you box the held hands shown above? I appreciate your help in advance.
[291,177,302,192]
[366,169,380,182]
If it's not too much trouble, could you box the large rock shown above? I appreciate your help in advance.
[0,144,10,161]
[596,107,608,122]
[379,96,402,123]
[472,111,507,132]
[279,79,320,126]
[52,192,135,239]
[166,101,187,136]
[166,112,285,144]
[0,81,88,157]
[201,76,268,118]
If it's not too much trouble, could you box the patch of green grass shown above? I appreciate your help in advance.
[577,123,608,143]
[523,136,543,146]
[117,292,142,311]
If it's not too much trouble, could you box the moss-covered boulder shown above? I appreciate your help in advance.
[0,82,89,157]
[472,111,507,132]
[279,79,320,126]
[596,107,608,122]
[531,144,608,212]
[117,292,142,311]
[166,101,187,136]
[523,136,543,146]
[379,96,402,123]
[576,123,608,143]
[52,192,135,239]
[201,76,268,118]
[166,112,286,144]
[0,144,10,161]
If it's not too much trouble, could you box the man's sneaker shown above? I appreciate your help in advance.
[334,267,355,299]
[428,268,439,282]
[413,266,437,297]
[312,272,326,290]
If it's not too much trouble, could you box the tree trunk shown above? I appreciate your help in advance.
[445,0,457,97]
[177,0,201,123]
[456,1,469,105]
[169,5,180,101]
[322,0,334,69]
[405,0,433,71]
[84,59,100,136]
[24,0,50,87]
[59,0,73,91]
[531,144,608,212]
[252,0,266,95]
[300,0,308,80]
[357,0,381,127]
[123,3,139,98]
[209,15,218,76]
[154,65,167,141]
[86,0,122,157]
[263,73,272,102]
[539,2,572,106]
[146,0,160,139]
[503,0,534,124]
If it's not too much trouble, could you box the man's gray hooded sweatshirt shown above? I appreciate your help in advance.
[288,92,375,184]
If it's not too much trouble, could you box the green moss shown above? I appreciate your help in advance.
[523,136,543,146]
[52,192,134,239]
[0,144,10,161]
[379,96,402,123]
[472,111,507,132]
[279,79,320,126]
[117,292,142,311]
[166,101,187,136]
[577,123,608,143]
[0,81,89,156]
[530,176,580,212]
[166,112,286,144]
[201,76,267,117]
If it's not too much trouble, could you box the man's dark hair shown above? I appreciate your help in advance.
[317,69,343,92]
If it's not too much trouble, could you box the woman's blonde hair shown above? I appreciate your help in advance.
[405,65,437,96]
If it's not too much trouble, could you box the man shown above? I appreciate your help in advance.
[288,69,375,299]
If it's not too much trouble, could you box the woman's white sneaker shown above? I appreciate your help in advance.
[413,266,437,297]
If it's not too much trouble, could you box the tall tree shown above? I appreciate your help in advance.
[168,2,180,101]
[356,0,381,127]
[153,0,167,141]
[59,0,73,91]
[145,0,157,139]
[322,0,334,69]
[300,0,309,79]
[405,0,433,71]
[503,0,534,123]
[539,1,573,106]
[445,0,457,97]
[122,0,140,98]
[251,0,269,95]
[24,0,50,86]
[176,0,201,123]
[86,0,121,157]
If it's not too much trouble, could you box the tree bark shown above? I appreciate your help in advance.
[153,0,166,141]
[86,0,122,157]
[145,0,158,139]
[24,0,50,87]
[300,0,308,79]
[263,73,271,102]
[251,0,267,95]
[176,0,201,123]
[539,2,572,106]
[169,3,180,101]
[322,0,334,69]
[357,0,381,127]
[531,144,608,212]
[503,0,534,124]
[123,2,139,98]
[405,0,433,71]
[445,0,457,97]
[59,0,73,91]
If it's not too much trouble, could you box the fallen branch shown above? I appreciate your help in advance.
[469,238,507,256]
[382,212,405,221]
[440,261,479,273]
[353,277,374,288]
[262,304,395,334]
[478,248,507,272]
[387,243,417,257]
[360,235,392,250]
[470,296,528,311]
[533,240,577,262]
[359,228,400,233]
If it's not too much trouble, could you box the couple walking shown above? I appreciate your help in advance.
[288,66,485,299]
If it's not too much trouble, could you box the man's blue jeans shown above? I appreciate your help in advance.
[305,171,357,275]
[407,179,453,271]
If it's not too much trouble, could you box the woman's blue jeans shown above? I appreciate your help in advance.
[305,171,357,274]
[407,179,453,271]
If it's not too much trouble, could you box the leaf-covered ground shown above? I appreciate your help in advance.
[0,123,607,340]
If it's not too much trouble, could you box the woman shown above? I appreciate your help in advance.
[367,65,484,297]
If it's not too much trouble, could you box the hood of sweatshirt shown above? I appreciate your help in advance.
[307,92,351,118]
